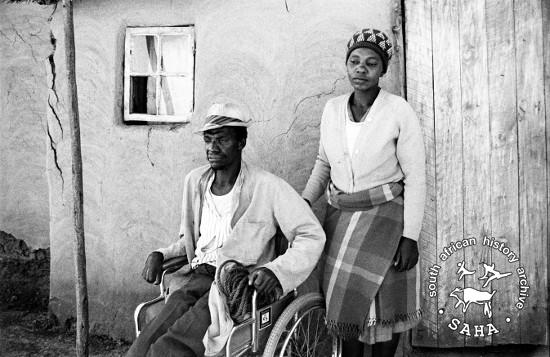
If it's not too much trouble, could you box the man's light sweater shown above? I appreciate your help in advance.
[302,90,426,241]
[158,162,326,294]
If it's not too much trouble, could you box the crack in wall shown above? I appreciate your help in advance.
[46,31,63,139]
[48,2,58,21]
[47,65,63,141]
[146,128,155,167]
[44,27,63,189]
[48,32,58,99]
[11,25,38,63]
[272,76,346,141]
[46,123,64,191]
[47,95,63,137]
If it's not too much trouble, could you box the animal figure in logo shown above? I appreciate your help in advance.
[449,287,496,318]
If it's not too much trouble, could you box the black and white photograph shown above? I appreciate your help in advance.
[0,0,548,356]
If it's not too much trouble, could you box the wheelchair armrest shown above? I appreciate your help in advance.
[135,256,189,337]
[162,256,189,274]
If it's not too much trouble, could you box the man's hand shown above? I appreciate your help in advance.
[393,237,419,272]
[141,252,164,285]
[248,267,282,299]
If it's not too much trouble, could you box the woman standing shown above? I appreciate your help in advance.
[302,28,425,357]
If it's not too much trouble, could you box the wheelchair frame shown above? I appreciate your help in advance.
[134,257,341,357]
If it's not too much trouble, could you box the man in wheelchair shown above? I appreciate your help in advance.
[126,103,326,357]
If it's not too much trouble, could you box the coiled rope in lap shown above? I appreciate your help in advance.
[216,260,277,323]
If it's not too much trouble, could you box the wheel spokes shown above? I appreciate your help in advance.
[277,307,331,357]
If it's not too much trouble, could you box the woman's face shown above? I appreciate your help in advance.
[346,47,384,92]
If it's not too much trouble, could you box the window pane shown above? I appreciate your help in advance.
[161,35,191,73]
[158,76,193,115]
[130,76,157,115]
[130,35,158,73]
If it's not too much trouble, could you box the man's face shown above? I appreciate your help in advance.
[203,127,244,170]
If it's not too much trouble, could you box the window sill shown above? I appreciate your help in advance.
[124,113,192,124]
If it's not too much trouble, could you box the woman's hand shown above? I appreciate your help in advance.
[393,236,419,272]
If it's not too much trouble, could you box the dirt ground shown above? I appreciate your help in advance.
[0,310,130,357]
[0,231,130,356]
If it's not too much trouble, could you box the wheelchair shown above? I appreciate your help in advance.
[134,256,342,357]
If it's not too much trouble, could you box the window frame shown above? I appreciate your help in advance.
[123,26,195,123]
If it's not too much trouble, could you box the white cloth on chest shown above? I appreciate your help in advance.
[193,175,238,267]
[345,101,369,158]
[345,119,365,157]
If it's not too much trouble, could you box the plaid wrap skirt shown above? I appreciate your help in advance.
[322,181,421,343]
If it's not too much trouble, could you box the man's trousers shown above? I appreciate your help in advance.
[126,264,216,357]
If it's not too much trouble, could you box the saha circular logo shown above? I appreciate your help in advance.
[427,236,530,337]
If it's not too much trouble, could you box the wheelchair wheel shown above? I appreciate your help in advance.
[262,292,332,357]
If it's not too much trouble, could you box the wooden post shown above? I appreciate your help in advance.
[62,0,89,356]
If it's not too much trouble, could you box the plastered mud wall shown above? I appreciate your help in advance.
[3,0,403,340]
[0,4,54,249]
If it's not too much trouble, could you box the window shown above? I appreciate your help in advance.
[124,26,195,123]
